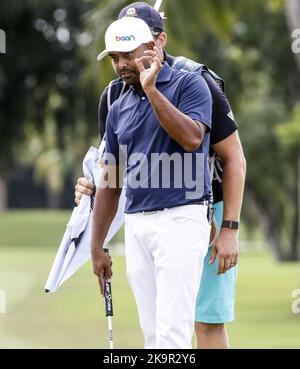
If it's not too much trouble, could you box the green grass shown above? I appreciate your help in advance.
[0,210,300,348]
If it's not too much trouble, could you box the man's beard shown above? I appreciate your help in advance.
[119,68,138,85]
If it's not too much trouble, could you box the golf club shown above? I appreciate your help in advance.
[103,248,114,349]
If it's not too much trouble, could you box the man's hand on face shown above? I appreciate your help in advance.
[209,229,239,274]
[74,177,96,205]
[135,46,162,91]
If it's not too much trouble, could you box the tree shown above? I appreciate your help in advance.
[0,0,99,208]
[276,104,300,260]
[154,0,300,259]
[162,0,300,259]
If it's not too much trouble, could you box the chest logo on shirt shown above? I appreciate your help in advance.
[115,35,136,41]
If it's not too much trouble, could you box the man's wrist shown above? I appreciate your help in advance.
[143,85,157,97]
[91,245,104,255]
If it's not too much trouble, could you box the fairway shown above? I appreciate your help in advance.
[0,211,300,348]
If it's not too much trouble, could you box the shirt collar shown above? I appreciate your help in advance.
[156,62,173,83]
[164,52,175,67]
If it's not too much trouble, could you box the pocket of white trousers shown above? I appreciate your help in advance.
[168,205,208,226]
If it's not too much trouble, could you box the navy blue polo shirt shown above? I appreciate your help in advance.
[105,63,212,213]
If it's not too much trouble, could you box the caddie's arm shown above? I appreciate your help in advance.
[91,164,122,295]
[210,131,246,274]
[136,47,210,152]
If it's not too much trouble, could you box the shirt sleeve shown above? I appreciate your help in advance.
[98,87,109,143]
[202,71,238,145]
[178,72,212,130]
[104,106,120,166]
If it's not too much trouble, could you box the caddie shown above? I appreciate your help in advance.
[77,2,246,349]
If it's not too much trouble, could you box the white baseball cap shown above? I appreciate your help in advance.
[97,17,154,61]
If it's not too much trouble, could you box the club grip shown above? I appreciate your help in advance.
[103,248,113,317]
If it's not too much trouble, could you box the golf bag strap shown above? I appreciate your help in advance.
[171,56,225,92]
[209,153,223,184]
[107,80,114,110]
[107,80,127,111]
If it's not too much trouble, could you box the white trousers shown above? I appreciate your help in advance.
[124,204,210,349]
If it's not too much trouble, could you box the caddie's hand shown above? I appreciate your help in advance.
[135,46,162,91]
[92,248,113,296]
[209,228,239,274]
[74,177,96,205]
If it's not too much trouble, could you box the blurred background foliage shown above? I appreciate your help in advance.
[0,0,300,261]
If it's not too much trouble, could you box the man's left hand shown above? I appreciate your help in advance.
[209,229,239,274]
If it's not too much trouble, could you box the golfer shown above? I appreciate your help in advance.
[91,16,212,349]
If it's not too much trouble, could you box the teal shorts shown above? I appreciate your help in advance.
[195,201,238,323]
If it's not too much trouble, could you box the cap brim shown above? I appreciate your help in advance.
[97,40,150,61]
[97,50,108,61]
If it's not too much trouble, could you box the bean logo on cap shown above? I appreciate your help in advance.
[115,35,136,41]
